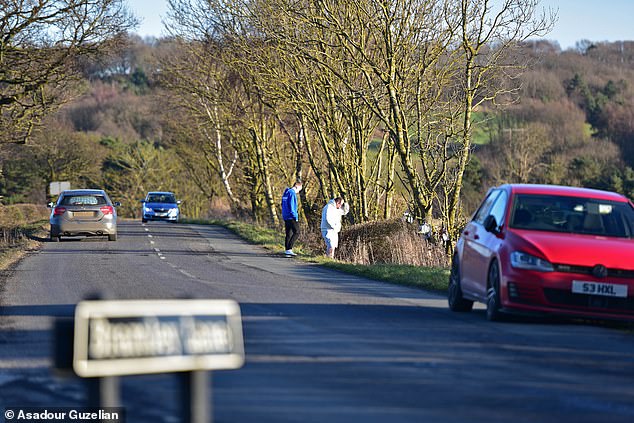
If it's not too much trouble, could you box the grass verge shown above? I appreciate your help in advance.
[0,222,49,272]
[318,260,449,293]
[182,218,449,294]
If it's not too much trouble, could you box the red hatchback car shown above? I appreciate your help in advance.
[449,184,634,321]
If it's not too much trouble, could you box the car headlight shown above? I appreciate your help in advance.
[169,208,178,215]
[510,251,554,272]
[144,207,152,213]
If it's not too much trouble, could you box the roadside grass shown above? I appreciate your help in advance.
[316,258,449,293]
[182,217,449,294]
[0,204,50,272]
[0,222,49,271]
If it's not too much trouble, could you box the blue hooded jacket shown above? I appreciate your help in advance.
[281,187,298,221]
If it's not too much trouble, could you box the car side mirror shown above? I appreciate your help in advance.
[140,199,146,203]
[483,215,499,234]
[47,202,54,208]
[177,200,181,205]
[114,202,121,207]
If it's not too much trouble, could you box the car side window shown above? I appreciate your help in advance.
[488,191,508,227]
[473,190,500,225]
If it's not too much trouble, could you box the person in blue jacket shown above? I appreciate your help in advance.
[281,180,302,256]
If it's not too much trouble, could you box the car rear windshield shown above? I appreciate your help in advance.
[60,195,107,206]
[147,194,176,203]
[510,194,634,238]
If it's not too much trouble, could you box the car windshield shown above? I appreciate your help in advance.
[147,194,176,203]
[60,195,107,206]
[510,194,634,238]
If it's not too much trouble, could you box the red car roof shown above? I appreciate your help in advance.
[504,184,629,202]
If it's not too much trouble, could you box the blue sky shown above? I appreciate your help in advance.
[127,0,634,50]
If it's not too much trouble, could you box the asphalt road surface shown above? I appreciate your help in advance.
[1,221,633,422]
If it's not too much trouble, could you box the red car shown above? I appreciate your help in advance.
[449,184,634,321]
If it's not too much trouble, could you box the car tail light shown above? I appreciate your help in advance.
[53,207,66,216]
[100,206,114,215]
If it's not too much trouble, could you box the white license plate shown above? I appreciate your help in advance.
[572,281,628,298]
[155,212,167,217]
[73,211,94,218]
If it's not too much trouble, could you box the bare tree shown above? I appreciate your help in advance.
[237,0,407,223]
[158,37,243,214]
[162,4,283,222]
[160,0,554,236]
[0,0,137,144]
[442,0,554,242]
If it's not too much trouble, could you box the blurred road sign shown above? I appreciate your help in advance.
[73,299,245,377]
[50,181,71,196]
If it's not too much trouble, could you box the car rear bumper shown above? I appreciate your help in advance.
[143,214,179,222]
[51,220,116,236]
[500,268,634,321]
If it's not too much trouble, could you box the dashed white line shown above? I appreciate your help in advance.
[178,269,196,278]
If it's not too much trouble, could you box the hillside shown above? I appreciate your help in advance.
[2,38,634,220]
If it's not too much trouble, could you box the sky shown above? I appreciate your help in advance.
[127,0,634,50]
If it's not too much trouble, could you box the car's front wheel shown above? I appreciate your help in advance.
[486,260,504,322]
[448,255,473,312]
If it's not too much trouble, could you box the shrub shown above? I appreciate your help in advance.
[0,204,49,248]
[337,218,450,268]
[0,204,48,228]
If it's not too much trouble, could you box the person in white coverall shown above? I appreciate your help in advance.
[320,197,350,259]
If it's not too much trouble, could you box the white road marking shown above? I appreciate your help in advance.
[178,269,196,278]
[0,359,50,369]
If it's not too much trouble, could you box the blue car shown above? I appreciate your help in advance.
[141,191,180,223]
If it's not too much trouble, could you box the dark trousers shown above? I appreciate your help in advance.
[284,219,300,250]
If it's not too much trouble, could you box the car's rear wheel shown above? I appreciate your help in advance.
[108,233,117,241]
[448,255,473,312]
[486,260,504,322]
[142,218,147,223]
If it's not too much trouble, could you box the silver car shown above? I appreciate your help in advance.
[49,189,119,242]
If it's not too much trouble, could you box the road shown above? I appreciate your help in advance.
[1,221,633,422]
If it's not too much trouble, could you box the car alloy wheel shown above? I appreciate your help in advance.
[448,256,473,312]
[486,260,503,321]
